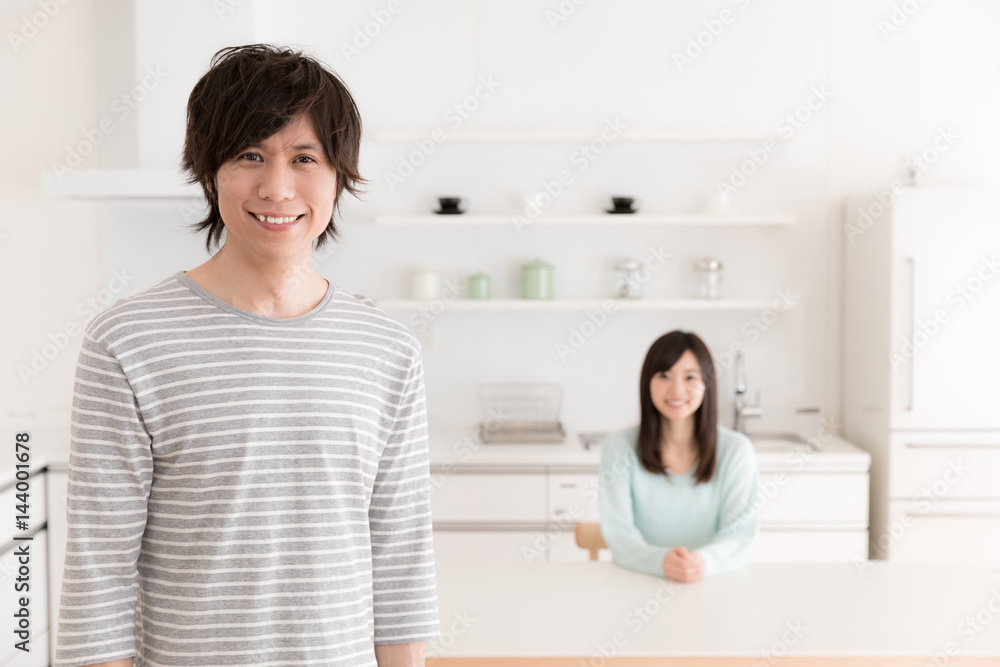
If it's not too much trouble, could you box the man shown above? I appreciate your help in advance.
[55,44,440,667]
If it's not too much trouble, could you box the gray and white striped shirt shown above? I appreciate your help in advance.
[55,270,440,667]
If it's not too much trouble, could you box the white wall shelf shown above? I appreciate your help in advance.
[376,298,775,311]
[369,129,771,143]
[41,168,201,199]
[374,213,797,226]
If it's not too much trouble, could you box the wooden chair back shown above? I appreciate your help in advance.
[574,522,607,561]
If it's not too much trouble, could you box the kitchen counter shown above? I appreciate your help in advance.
[428,428,871,473]
[426,559,1000,665]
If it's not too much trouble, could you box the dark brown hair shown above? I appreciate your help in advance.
[180,43,367,254]
[637,330,719,484]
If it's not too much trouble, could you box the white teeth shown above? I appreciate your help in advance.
[255,213,300,224]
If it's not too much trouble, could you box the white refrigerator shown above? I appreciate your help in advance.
[843,187,1000,572]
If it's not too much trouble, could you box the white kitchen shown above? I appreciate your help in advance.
[3,0,1000,665]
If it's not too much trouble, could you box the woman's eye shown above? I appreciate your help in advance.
[297,156,316,163]
[240,153,261,162]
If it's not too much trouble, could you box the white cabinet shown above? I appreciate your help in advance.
[886,190,1000,430]
[844,188,1000,566]
[431,472,547,522]
[889,431,1000,499]
[547,474,599,523]
[432,466,869,564]
[886,500,1000,573]
[756,472,868,523]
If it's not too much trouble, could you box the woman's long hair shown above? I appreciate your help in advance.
[637,330,718,483]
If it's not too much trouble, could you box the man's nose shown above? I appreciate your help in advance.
[257,161,296,200]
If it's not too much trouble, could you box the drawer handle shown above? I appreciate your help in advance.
[553,509,566,515]
[902,512,1000,519]
[559,483,577,488]
[905,256,915,412]
[904,443,1000,449]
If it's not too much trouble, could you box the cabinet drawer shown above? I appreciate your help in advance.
[752,527,869,562]
[431,473,547,522]
[548,474,599,522]
[890,432,1000,499]
[756,472,868,524]
[1,471,47,548]
[886,500,1000,569]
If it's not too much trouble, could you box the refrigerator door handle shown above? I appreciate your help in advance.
[905,256,915,411]
[905,442,1000,448]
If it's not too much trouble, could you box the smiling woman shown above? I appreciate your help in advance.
[598,330,761,583]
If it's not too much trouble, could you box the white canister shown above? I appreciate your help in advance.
[410,269,442,300]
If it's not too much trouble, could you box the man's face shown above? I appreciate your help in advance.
[213,112,337,264]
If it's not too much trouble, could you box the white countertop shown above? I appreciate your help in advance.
[429,559,1000,657]
[6,411,870,474]
[428,428,871,473]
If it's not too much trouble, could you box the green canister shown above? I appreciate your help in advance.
[468,272,491,299]
[521,259,554,299]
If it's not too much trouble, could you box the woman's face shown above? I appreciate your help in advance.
[649,349,706,424]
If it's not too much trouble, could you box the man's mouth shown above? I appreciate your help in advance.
[250,211,305,225]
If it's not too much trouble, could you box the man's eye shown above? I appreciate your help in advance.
[240,153,261,162]
[297,156,316,163]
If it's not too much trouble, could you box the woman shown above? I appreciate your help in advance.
[599,330,760,582]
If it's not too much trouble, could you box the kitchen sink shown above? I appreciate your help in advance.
[748,432,820,452]
[580,431,820,453]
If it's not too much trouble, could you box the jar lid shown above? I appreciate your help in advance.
[695,257,723,272]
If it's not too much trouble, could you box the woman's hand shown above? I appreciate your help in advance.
[662,547,704,582]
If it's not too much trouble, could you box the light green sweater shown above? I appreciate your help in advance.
[598,423,760,579]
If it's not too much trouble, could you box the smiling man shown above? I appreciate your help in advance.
[55,44,440,667]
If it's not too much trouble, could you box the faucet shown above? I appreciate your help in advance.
[733,350,763,435]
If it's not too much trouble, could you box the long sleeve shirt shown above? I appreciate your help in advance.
[598,423,760,579]
[55,270,440,667]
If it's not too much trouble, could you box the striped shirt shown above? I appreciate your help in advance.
[55,270,440,667]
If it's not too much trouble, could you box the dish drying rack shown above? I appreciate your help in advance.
[477,383,566,444]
